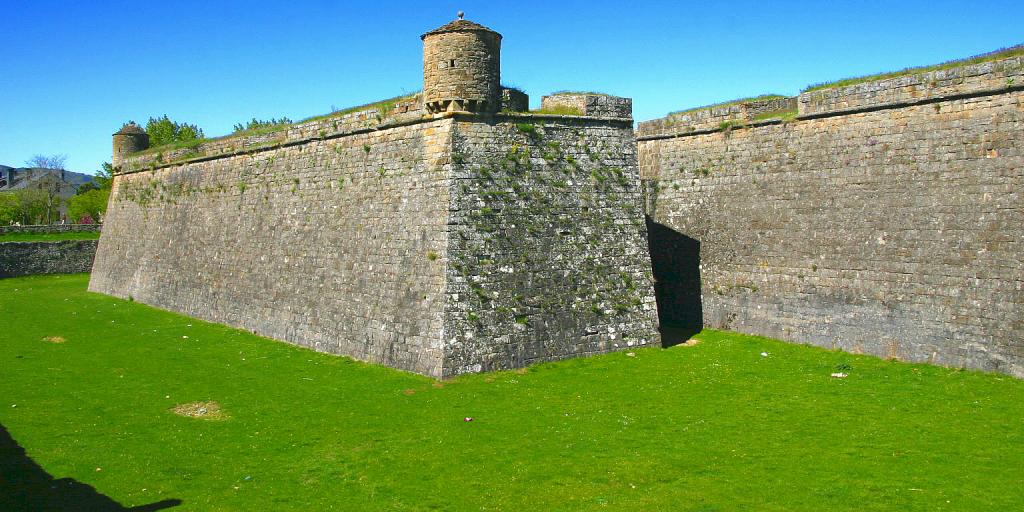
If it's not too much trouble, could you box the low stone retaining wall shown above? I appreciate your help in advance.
[0,240,98,277]
[0,224,101,235]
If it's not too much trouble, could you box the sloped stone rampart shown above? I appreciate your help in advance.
[639,67,1024,376]
[92,118,454,376]
[92,109,660,377]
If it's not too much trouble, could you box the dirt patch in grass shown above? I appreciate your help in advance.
[681,338,702,347]
[171,401,227,420]
[42,336,66,343]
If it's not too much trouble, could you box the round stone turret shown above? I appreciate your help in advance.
[112,122,149,168]
[421,14,501,114]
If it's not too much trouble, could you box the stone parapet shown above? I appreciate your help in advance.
[118,94,425,173]
[798,56,1024,116]
[540,93,632,119]
[637,96,795,137]
[0,224,101,235]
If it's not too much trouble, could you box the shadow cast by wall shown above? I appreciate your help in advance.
[0,423,181,512]
[646,216,703,347]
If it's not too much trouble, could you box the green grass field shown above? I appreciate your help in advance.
[0,231,100,243]
[2,274,1021,510]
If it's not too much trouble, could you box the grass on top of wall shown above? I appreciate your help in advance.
[138,93,420,157]
[548,90,611,96]
[667,94,788,117]
[2,274,1022,510]
[0,231,101,242]
[528,105,584,116]
[802,44,1024,92]
[751,108,799,122]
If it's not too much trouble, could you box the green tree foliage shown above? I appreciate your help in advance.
[146,115,204,147]
[93,162,114,190]
[62,162,115,223]
[233,117,293,133]
[0,193,19,225]
[71,162,113,195]
[1,189,59,225]
[67,188,111,223]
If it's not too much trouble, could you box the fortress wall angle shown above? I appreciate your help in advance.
[91,15,660,377]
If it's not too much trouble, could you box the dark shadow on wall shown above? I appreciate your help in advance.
[645,216,703,347]
[0,423,182,511]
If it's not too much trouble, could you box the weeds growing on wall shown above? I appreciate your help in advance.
[802,44,1024,92]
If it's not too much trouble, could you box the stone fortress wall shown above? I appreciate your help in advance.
[638,55,1024,376]
[90,17,660,378]
[91,13,1023,378]
[92,114,456,376]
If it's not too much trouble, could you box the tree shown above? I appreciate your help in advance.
[94,162,114,190]
[75,182,99,194]
[146,115,204,147]
[25,154,67,169]
[67,188,111,223]
[76,163,114,195]
[13,188,56,224]
[0,192,19,225]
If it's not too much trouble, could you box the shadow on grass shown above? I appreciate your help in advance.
[646,216,704,347]
[0,423,181,511]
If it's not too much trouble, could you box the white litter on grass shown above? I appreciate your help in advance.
[831,372,848,378]
[626,352,636,357]
[760,352,769,357]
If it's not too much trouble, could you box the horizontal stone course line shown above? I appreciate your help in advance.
[0,224,101,235]
[119,113,633,176]
[638,85,1022,140]
[795,84,1024,121]
[636,119,782,141]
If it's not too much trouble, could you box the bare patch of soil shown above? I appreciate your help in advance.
[171,401,227,420]
[42,336,65,343]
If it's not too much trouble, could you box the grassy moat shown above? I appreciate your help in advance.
[0,231,100,243]
[1,274,1021,510]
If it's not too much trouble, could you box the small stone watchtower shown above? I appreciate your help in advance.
[112,122,149,168]
[421,12,501,114]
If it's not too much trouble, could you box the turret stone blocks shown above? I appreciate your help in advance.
[112,122,149,167]
[422,19,502,113]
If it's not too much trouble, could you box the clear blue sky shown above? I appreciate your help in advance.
[1,0,1020,174]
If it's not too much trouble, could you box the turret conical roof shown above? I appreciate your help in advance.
[421,18,501,40]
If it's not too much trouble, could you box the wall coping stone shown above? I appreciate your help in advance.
[120,111,635,176]
[0,224,102,235]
